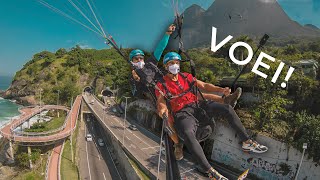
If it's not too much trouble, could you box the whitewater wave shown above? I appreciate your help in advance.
[9,99,17,103]
[0,115,21,129]
[0,119,10,128]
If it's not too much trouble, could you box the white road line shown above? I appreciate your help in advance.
[132,134,151,147]
[84,96,123,180]
[102,172,107,180]
[126,129,133,133]
[141,146,160,150]
[85,124,92,180]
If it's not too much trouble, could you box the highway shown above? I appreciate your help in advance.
[78,113,122,180]
[83,94,209,179]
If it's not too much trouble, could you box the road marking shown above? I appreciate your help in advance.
[132,134,151,147]
[141,146,160,150]
[85,125,92,180]
[103,172,107,180]
[129,144,137,149]
[126,129,133,133]
[84,96,123,180]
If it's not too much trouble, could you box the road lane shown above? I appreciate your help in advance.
[79,114,122,180]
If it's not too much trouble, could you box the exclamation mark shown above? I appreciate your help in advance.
[281,67,295,88]
[272,62,285,84]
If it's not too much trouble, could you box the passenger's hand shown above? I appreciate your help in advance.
[166,24,176,35]
[132,70,140,81]
[158,108,168,118]
[223,87,231,96]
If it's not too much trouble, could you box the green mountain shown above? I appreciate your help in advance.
[3,46,132,106]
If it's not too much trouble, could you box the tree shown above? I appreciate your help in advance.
[284,44,299,55]
[16,152,30,168]
[33,51,55,61]
[55,48,67,58]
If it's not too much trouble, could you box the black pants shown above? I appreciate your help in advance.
[173,101,250,171]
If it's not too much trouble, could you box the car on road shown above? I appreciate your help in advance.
[86,134,93,141]
[98,138,104,146]
[128,125,137,131]
[90,100,95,105]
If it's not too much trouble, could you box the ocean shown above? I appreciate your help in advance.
[0,75,21,130]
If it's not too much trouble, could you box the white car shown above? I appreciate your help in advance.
[98,138,104,147]
[128,125,137,131]
[90,100,95,105]
[86,134,93,141]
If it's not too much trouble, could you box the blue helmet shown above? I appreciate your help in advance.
[163,52,181,64]
[129,49,145,61]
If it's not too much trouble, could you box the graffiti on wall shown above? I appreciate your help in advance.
[213,147,296,179]
[246,157,295,179]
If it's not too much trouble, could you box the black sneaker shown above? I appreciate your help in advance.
[224,87,242,108]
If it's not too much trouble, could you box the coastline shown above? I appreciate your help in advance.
[0,97,22,133]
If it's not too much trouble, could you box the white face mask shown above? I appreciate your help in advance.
[132,61,145,69]
[168,64,180,75]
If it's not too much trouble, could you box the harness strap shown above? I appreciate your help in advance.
[160,73,196,101]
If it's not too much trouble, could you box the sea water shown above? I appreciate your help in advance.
[0,76,21,134]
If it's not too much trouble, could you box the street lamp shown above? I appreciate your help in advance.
[57,90,60,105]
[57,90,60,117]
[295,143,307,180]
[70,97,74,163]
[122,96,131,145]
[38,88,43,123]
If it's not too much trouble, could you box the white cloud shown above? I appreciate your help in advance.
[79,44,91,49]
[258,0,277,3]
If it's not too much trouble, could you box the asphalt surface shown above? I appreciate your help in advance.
[83,94,210,180]
[78,114,122,180]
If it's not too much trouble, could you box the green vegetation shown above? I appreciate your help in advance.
[25,116,66,133]
[128,158,150,180]
[13,171,43,180]
[12,46,131,106]
[60,115,80,180]
[13,148,47,180]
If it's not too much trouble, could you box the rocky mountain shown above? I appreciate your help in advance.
[169,0,320,49]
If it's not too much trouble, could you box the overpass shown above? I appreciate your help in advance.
[0,102,80,144]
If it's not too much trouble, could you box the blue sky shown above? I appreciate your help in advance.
[0,0,319,76]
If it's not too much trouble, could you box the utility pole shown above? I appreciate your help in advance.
[39,89,43,123]
[122,96,130,145]
[70,97,74,163]
[295,143,307,180]
[57,90,60,117]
